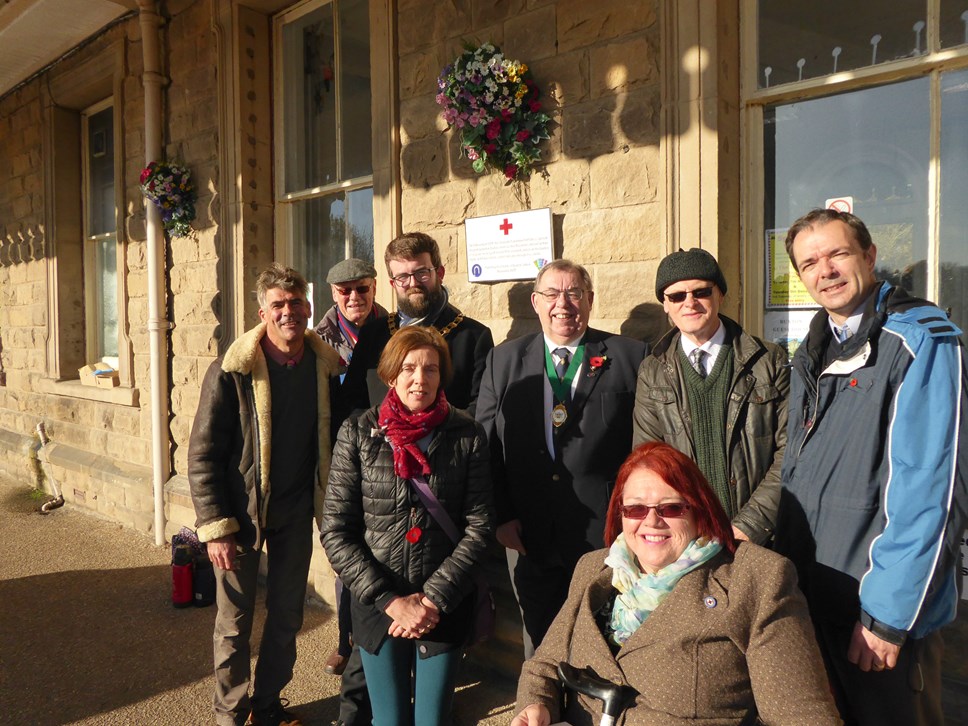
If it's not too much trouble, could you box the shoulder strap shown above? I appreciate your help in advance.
[409,475,460,544]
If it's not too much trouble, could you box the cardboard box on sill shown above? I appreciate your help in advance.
[78,362,119,388]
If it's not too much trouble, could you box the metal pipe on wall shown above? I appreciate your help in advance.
[138,0,171,547]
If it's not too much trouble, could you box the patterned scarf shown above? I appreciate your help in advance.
[604,533,722,647]
[378,388,450,479]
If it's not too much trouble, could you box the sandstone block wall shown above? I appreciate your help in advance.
[395,0,667,345]
[0,2,222,537]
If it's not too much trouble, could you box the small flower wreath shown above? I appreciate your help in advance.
[436,43,551,182]
[140,161,197,238]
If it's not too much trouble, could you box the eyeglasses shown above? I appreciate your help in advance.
[535,288,585,302]
[619,502,691,519]
[334,285,372,296]
[664,287,714,304]
[390,268,435,286]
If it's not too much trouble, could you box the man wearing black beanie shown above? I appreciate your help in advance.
[633,248,789,545]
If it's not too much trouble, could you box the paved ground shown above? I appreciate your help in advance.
[3,474,967,726]
[0,477,517,725]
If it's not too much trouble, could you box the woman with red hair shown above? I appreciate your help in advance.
[512,442,839,726]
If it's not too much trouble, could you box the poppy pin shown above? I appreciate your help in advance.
[405,526,422,544]
[588,355,609,377]
[850,378,858,387]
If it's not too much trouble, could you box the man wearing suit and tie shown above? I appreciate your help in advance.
[477,259,647,656]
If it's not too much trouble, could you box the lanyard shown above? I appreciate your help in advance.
[544,342,585,403]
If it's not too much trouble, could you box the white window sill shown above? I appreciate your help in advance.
[36,378,139,407]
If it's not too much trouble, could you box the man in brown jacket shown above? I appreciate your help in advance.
[633,249,789,544]
[188,264,340,726]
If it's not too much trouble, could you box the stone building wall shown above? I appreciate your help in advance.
[0,2,221,536]
[393,0,667,345]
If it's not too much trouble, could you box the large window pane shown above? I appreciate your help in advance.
[339,0,372,180]
[95,235,118,360]
[759,1,925,88]
[939,69,968,331]
[290,189,374,319]
[765,79,929,299]
[282,3,337,192]
[940,1,968,49]
[86,106,115,236]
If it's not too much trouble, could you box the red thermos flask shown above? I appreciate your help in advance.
[172,544,194,608]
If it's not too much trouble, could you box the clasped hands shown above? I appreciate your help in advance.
[385,593,439,639]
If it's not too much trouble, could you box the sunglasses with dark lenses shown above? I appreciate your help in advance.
[335,285,371,296]
[664,286,714,304]
[620,502,691,519]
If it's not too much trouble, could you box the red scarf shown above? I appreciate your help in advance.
[378,388,450,480]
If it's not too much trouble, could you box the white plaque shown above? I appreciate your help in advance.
[465,208,554,283]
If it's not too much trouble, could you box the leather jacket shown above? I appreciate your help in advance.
[633,316,789,544]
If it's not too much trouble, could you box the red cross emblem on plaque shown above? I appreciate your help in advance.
[499,218,513,235]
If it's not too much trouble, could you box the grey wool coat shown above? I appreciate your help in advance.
[515,543,841,726]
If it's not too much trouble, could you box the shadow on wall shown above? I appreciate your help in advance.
[621,302,667,346]
[506,281,541,341]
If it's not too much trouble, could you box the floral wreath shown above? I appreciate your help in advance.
[436,43,551,182]
[140,161,196,238]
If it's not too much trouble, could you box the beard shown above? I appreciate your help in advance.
[397,282,443,319]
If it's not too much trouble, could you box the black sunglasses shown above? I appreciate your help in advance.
[335,285,371,296]
[664,286,714,304]
[620,502,691,519]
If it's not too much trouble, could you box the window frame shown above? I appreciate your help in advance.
[80,97,119,368]
[42,41,135,404]
[271,0,401,317]
[740,0,968,333]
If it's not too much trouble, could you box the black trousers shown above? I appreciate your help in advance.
[505,549,572,659]
[815,620,944,726]
[337,645,372,725]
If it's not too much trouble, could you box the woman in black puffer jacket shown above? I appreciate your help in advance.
[321,326,493,726]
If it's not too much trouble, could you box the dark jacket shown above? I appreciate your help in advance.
[515,545,841,726]
[633,316,789,544]
[313,301,389,366]
[321,404,494,654]
[776,282,968,645]
[476,328,646,567]
[187,324,341,547]
[340,302,494,418]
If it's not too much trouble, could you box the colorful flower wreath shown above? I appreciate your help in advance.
[140,161,196,238]
[436,43,551,182]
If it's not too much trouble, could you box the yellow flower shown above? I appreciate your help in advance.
[515,84,527,99]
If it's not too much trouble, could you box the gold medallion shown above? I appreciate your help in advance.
[552,403,568,427]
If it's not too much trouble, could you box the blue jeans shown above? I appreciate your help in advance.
[359,637,464,726]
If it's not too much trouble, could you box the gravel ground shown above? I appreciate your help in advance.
[0,477,517,725]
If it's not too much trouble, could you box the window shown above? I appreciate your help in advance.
[82,100,119,367]
[42,44,134,403]
[746,1,968,346]
[274,0,374,321]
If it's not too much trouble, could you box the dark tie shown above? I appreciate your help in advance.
[690,349,707,379]
[553,347,570,381]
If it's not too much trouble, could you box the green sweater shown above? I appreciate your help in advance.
[680,344,734,517]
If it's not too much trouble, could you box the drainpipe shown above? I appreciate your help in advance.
[139,0,171,547]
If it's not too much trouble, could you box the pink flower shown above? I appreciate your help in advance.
[516,129,531,142]
[486,119,502,140]
[504,164,518,179]
[140,165,154,184]
[466,147,479,160]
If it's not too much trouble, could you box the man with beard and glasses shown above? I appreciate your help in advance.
[340,231,494,417]
[333,232,493,726]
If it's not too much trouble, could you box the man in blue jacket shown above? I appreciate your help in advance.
[776,208,968,725]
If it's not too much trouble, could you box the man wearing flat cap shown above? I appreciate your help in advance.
[314,258,388,369]
[633,248,789,544]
